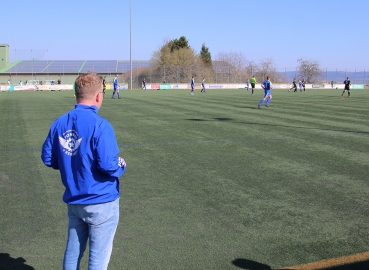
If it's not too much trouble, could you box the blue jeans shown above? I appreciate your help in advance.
[63,198,120,270]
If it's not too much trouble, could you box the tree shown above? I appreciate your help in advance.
[253,58,285,83]
[297,58,323,83]
[199,43,212,67]
[215,51,248,83]
[150,36,197,83]
[151,36,193,66]
[246,61,259,77]
[216,51,248,70]
[257,58,275,80]
[253,58,279,82]
[171,36,190,52]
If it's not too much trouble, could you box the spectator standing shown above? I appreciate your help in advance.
[41,72,126,270]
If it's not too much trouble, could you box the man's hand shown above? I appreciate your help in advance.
[118,157,126,168]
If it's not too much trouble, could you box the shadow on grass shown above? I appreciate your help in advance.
[187,117,369,135]
[237,122,369,135]
[232,258,369,269]
[214,117,233,121]
[186,118,209,121]
[232,258,272,269]
[0,253,35,270]
[234,106,260,109]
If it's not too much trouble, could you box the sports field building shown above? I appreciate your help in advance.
[0,44,152,88]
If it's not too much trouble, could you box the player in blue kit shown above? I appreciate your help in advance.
[190,76,195,95]
[298,80,301,92]
[201,77,206,93]
[112,74,121,99]
[258,76,273,108]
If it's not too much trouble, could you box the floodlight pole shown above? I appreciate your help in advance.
[129,0,132,89]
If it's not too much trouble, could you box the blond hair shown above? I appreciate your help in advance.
[75,72,102,100]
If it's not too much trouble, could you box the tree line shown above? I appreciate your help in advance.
[129,36,323,85]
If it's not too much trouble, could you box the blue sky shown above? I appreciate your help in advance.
[2,0,368,70]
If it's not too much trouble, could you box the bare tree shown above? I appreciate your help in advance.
[216,51,248,69]
[215,51,248,83]
[246,61,259,77]
[256,58,279,82]
[297,58,323,83]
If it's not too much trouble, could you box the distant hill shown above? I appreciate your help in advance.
[282,71,369,84]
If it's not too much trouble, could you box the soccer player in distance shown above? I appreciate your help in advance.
[250,75,256,95]
[201,77,206,93]
[258,76,273,108]
[112,74,121,99]
[289,79,297,92]
[341,77,351,97]
[142,78,146,90]
[299,80,303,92]
[302,79,306,92]
[190,76,195,95]
[102,76,106,96]
[41,72,126,270]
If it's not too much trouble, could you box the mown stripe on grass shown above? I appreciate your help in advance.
[0,131,365,153]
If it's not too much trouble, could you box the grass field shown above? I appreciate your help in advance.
[0,88,369,270]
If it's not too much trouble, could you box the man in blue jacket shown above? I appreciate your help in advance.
[41,72,126,270]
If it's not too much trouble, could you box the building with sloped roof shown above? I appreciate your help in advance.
[0,44,153,85]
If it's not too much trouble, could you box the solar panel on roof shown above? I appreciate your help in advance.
[4,60,153,74]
